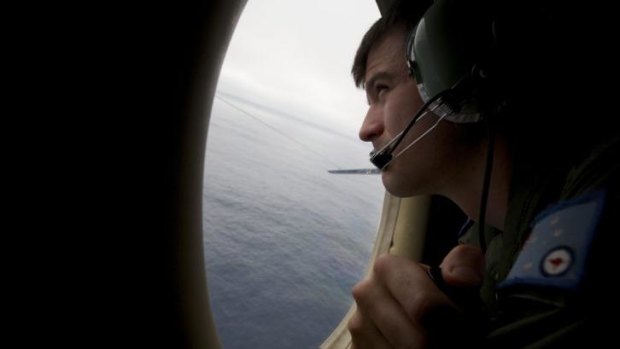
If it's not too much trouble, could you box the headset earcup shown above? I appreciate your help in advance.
[410,0,496,122]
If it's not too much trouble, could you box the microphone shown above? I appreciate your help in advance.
[369,91,449,170]
[369,130,405,169]
[369,151,393,170]
[370,110,446,170]
[369,74,479,170]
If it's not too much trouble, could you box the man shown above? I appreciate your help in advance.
[348,0,618,348]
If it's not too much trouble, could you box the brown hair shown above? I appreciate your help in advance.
[351,0,431,88]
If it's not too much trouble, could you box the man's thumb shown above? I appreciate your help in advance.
[440,244,485,287]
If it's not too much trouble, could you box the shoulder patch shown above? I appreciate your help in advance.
[498,190,606,290]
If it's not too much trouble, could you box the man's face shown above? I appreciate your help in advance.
[359,25,448,197]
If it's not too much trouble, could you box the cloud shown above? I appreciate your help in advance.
[218,0,380,137]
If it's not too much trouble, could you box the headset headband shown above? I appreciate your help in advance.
[407,0,494,123]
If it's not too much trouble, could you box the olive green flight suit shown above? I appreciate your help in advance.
[460,136,620,348]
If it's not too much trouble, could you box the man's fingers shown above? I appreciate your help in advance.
[351,276,424,348]
[440,244,485,287]
[373,254,451,324]
[348,248,485,348]
[348,309,391,349]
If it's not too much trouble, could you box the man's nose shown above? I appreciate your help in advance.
[359,107,384,142]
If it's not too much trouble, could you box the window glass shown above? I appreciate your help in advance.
[203,1,382,348]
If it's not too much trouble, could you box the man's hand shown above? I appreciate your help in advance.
[348,244,484,349]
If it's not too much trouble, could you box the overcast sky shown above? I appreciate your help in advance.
[216,0,381,139]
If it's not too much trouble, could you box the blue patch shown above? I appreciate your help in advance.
[498,190,606,290]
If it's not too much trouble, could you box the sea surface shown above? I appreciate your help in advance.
[203,94,385,349]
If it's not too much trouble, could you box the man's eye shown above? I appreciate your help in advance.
[376,85,388,96]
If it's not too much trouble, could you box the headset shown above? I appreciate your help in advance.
[370,0,504,252]
[369,0,499,170]
[408,0,497,123]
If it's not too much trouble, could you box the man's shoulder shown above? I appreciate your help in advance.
[561,135,620,199]
[483,136,620,347]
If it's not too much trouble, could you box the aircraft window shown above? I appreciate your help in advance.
[203,1,381,348]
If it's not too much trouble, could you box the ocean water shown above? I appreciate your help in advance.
[203,95,385,349]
